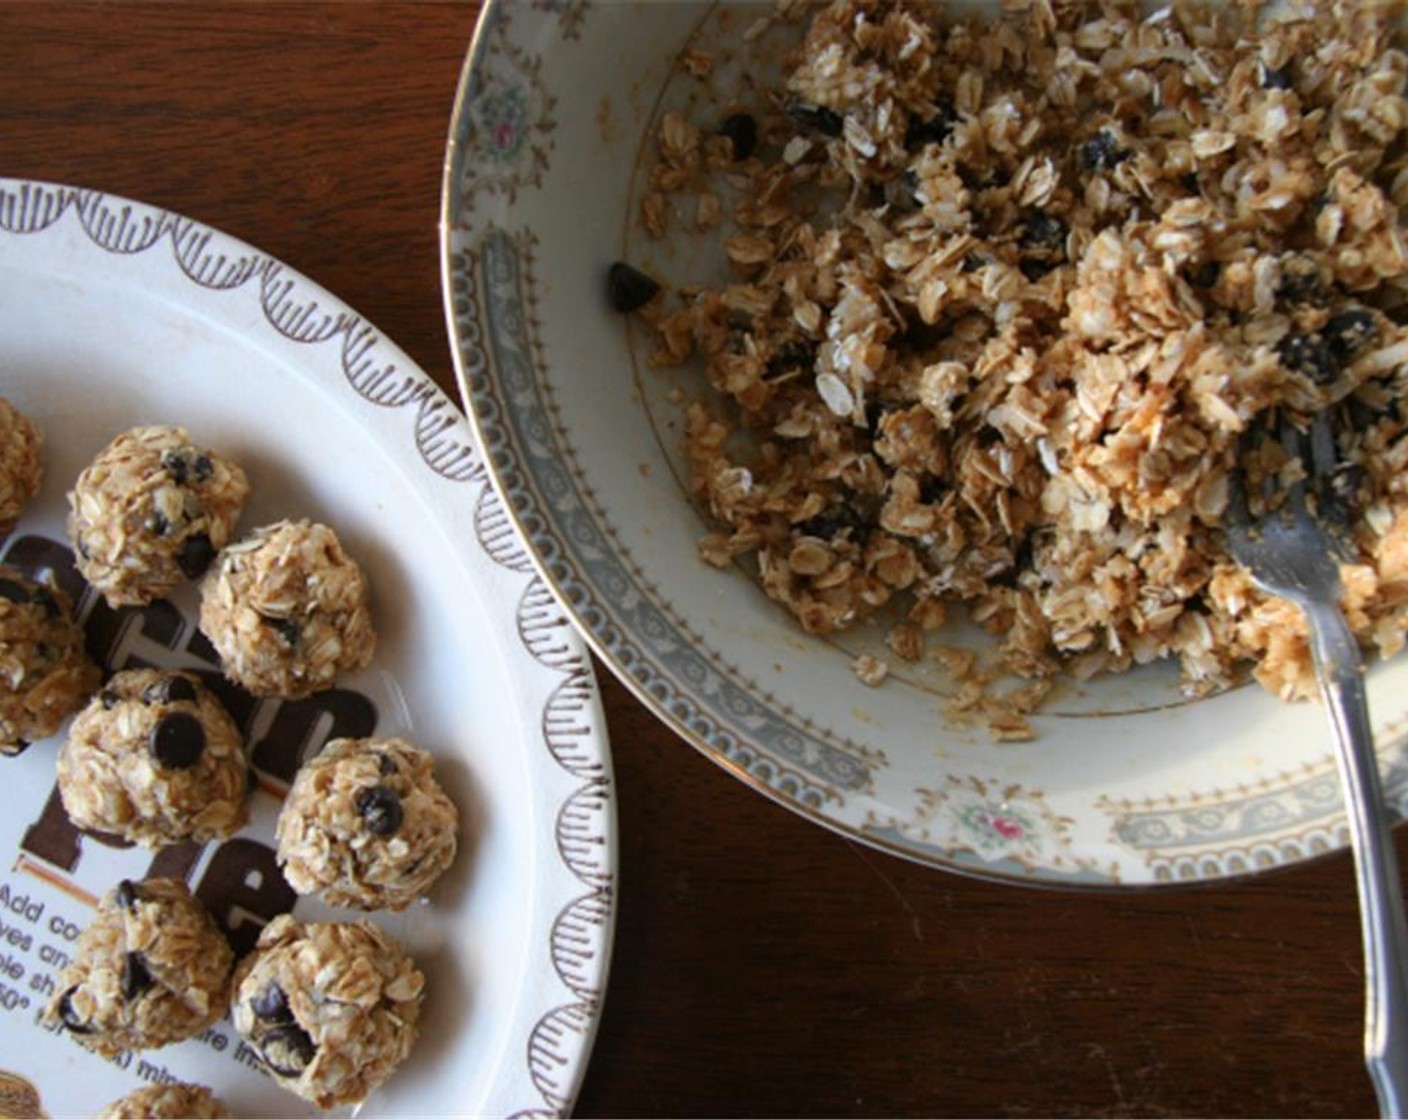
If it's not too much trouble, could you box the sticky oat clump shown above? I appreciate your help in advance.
[199,518,376,699]
[0,396,43,538]
[68,424,250,607]
[637,0,1408,705]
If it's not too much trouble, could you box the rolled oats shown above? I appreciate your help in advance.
[230,915,424,1110]
[0,396,42,539]
[636,0,1408,706]
[57,668,249,847]
[68,424,250,608]
[45,878,234,1058]
[276,735,459,912]
[0,565,100,755]
[198,518,376,699]
[97,1082,231,1120]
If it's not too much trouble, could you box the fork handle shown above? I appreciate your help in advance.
[1305,600,1408,1119]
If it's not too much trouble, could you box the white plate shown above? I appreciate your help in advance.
[441,1,1408,889]
[0,179,615,1118]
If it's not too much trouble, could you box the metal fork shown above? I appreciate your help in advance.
[1225,411,1408,1118]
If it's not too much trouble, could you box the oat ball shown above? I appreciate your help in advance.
[198,519,376,699]
[0,566,100,756]
[97,1082,231,1120]
[277,736,459,911]
[0,397,43,538]
[231,915,424,1110]
[68,424,250,607]
[57,668,250,847]
[46,877,234,1057]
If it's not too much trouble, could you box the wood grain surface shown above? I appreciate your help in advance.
[0,4,1397,1117]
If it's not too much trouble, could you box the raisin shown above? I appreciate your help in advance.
[1020,209,1065,249]
[193,454,214,481]
[786,101,843,137]
[606,262,660,313]
[99,689,120,710]
[719,112,758,160]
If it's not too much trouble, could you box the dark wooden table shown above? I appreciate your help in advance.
[0,4,1397,1117]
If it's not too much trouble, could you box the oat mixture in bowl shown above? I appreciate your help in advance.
[630,0,1408,716]
[443,0,1408,884]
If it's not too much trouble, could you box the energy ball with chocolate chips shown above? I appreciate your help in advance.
[57,668,249,847]
[277,736,459,911]
[199,518,376,699]
[68,424,250,607]
[0,396,43,538]
[231,915,424,1110]
[0,565,100,756]
[45,877,234,1057]
[98,1082,232,1120]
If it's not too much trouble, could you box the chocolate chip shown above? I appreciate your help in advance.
[143,674,198,705]
[1018,257,1057,282]
[904,102,953,149]
[1277,259,1324,304]
[378,753,398,777]
[1189,260,1221,289]
[150,712,206,770]
[1276,331,1338,383]
[1020,209,1066,249]
[251,981,294,1024]
[765,340,815,378]
[607,262,661,314]
[114,879,141,910]
[149,511,172,537]
[160,450,189,483]
[193,455,214,482]
[260,1023,317,1077]
[178,533,215,579]
[122,952,154,1001]
[786,100,843,137]
[1081,129,1130,172]
[1325,308,1378,362]
[719,112,757,160]
[32,586,60,619]
[0,577,31,605]
[797,505,865,542]
[56,986,93,1034]
[1261,61,1293,90]
[355,784,403,836]
[261,614,300,647]
[99,689,120,710]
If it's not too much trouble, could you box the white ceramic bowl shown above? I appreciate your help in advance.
[441,1,1408,887]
